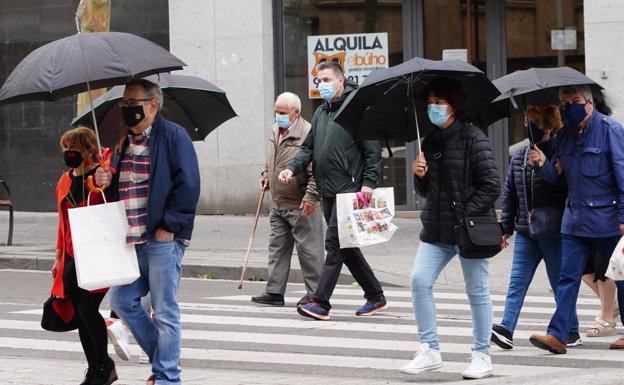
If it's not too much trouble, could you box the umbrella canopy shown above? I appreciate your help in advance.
[334,57,500,145]
[476,67,603,127]
[71,73,237,143]
[0,32,185,104]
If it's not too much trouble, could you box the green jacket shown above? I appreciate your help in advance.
[288,80,381,198]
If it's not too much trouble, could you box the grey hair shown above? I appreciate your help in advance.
[559,84,593,101]
[276,92,301,112]
[126,78,164,111]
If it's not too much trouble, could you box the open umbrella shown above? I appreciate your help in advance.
[0,30,186,160]
[71,73,237,143]
[334,57,500,152]
[476,67,603,128]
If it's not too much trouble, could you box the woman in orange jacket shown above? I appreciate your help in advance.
[51,126,117,385]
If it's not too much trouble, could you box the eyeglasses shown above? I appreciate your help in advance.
[117,98,154,107]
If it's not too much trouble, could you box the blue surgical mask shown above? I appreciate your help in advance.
[427,104,450,126]
[526,121,545,144]
[275,113,291,128]
[562,103,587,127]
[318,82,336,101]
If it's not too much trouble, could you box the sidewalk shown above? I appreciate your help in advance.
[0,210,560,294]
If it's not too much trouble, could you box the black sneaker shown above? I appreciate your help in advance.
[251,293,285,306]
[491,324,514,350]
[567,331,583,347]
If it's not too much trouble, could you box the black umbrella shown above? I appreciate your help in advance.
[0,31,185,159]
[477,67,603,127]
[334,57,500,151]
[71,73,237,143]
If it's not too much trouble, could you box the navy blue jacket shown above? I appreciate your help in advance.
[500,141,566,236]
[111,115,201,241]
[539,110,624,237]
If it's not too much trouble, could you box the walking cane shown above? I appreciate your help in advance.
[238,189,266,289]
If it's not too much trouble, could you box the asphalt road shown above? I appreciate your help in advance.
[0,270,623,385]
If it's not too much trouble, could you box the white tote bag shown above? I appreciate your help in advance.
[605,236,624,281]
[68,191,139,291]
[336,187,398,248]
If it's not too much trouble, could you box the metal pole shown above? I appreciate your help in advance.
[556,0,565,66]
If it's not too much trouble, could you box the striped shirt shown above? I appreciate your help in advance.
[119,127,151,244]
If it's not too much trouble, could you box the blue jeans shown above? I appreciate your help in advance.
[110,239,185,385]
[411,242,492,354]
[500,233,579,334]
[547,235,619,343]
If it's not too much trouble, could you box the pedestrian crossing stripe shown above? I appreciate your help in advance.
[0,337,582,377]
[1,320,623,362]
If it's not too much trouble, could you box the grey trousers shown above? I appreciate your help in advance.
[265,208,324,296]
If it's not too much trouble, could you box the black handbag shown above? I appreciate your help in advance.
[521,147,563,239]
[439,132,502,259]
[41,296,78,332]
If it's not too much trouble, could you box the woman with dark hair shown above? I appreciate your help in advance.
[492,104,581,351]
[400,77,500,379]
[52,127,117,385]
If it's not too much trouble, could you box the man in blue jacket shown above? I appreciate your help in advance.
[96,78,200,385]
[528,85,624,353]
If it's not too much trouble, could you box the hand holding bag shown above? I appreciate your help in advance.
[68,190,139,291]
[521,146,563,239]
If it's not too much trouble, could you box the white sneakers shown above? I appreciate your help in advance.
[400,344,493,380]
[400,343,442,374]
[461,351,493,379]
[106,319,131,361]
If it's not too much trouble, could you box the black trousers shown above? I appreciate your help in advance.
[311,197,384,310]
[63,257,109,367]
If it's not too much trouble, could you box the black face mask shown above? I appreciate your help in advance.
[122,105,146,127]
[63,150,83,168]
[526,121,545,144]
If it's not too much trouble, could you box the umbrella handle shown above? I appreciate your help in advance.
[85,159,108,193]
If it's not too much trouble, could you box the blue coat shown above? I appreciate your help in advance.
[539,110,624,237]
[112,115,201,241]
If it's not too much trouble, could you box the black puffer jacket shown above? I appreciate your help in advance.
[415,121,500,245]
[500,139,566,235]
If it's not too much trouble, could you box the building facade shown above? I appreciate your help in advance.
[1,0,619,213]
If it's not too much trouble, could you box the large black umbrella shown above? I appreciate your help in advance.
[71,73,237,143]
[477,67,603,127]
[334,57,500,151]
[0,31,186,158]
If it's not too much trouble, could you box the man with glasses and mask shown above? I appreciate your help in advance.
[528,85,624,353]
[95,78,200,385]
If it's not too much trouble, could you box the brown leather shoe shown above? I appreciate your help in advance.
[609,336,624,349]
[146,374,156,385]
[529,333,567,354]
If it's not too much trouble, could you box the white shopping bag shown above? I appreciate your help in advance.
[68,191,139,291]
[336,187,398,248]
[605,235,624,281]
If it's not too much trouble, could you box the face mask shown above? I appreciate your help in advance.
[526,121,545,144]
[562,103,587,127]
[427,104,450,126]
[63,150,83,168]
[122,105,146,127]
[275,113,291,128]
[318,82,336,101]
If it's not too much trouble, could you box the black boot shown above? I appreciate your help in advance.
[90,357,117,385]
[79,366,95,385]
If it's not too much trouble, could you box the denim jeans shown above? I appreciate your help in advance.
[110,239,185,385]
[411,242,492,354]
[500,233,579,334]
[547,235,619,343]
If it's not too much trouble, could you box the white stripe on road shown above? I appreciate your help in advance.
[0,337,582,377]
[1,319,621,362]
[322,289,601,306]
[209,295,603,317]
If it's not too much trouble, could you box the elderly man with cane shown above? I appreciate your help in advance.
[249,92,323,307]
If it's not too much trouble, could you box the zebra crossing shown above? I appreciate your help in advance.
[2,282,624,384]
